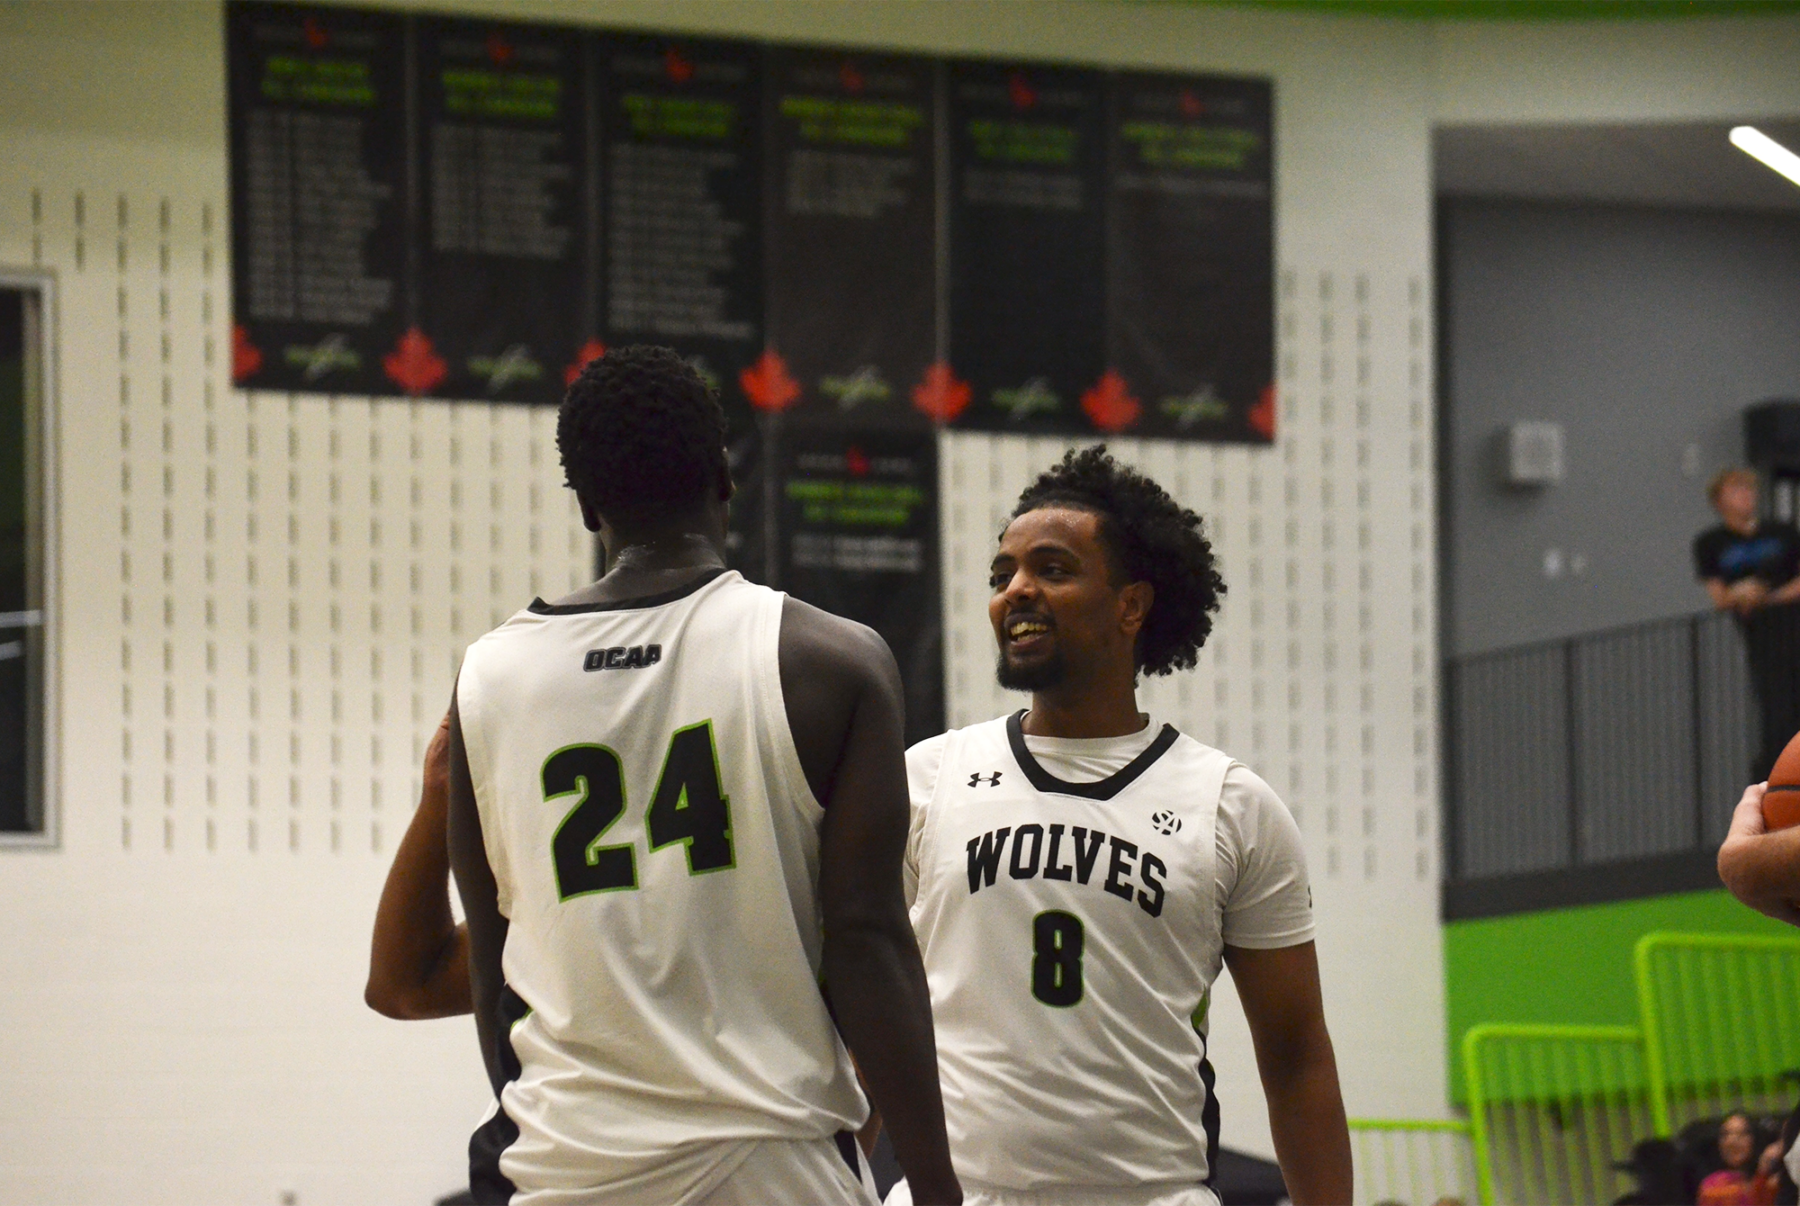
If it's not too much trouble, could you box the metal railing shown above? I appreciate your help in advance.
[1447,609,1757,888]
[1635,931,1800,1136]
[1463,1024,1655,1206]
[1347,1118,1475,1206]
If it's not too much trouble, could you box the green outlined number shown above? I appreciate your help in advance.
[1031,910,1085,1007]
[647,721,734,873]
[547,745,636,900]
[547,721,733,900]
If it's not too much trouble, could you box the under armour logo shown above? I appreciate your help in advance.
[1150,809,1182,836]
[969,771,1002,788]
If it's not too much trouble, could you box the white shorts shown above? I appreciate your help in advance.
[514,1136,878,1206]
[884,1179,1220,1206]
[697,1136,879,1206]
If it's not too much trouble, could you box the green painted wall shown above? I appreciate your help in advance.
[1443,889,1795,1103]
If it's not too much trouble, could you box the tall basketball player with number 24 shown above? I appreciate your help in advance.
[887,447,1351,1206]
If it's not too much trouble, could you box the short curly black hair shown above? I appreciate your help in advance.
[557,345,730,527]
[1011,445,1225,676]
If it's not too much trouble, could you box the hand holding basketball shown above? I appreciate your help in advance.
[1762,730,1800,831]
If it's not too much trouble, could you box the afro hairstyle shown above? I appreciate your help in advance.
[556,345,730,528]
[1010,445,1225,676]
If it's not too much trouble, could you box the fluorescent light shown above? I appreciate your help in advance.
[1730,125,1800,189]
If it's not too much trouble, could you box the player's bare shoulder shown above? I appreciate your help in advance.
[777,595,903,799]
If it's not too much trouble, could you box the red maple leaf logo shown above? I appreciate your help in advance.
[911,362,971,424]
[665,47,694,83]
[739,349,801,413]
[845,445,870,477]
[486,32,514,67]
[303,17,328,49]
[840,61,865,93]
[565,338,606,386]
[1081,370,1142,434]
[1009,72,1037,112]
[1180,89,1203,118]
[1247,383,1276,440]
[382,327,448,397]
[231,324,263,383]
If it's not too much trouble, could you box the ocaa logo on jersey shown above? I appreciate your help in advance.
[584,644,663,671]
[1150,809,1182,836]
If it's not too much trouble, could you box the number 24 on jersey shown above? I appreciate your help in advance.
[546,720,734,900]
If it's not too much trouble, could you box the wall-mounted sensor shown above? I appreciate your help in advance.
[1506,421,1564,486]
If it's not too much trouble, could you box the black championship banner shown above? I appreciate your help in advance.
[764,49,939,425]
[946,62,1107,435]
[228,1,408,394]
[775,421,942,745]
[414,16,586,403]
[599,33,763,427]
[225,5,1276,446]
[1106,72,1274,442]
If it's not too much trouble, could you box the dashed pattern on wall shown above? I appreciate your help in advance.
[6,175,1434,892]
[939,268,1437,888]
[10,182,594,859]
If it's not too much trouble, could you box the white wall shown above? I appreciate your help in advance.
[0,2,1789,1202]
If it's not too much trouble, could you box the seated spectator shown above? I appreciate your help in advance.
[1697,1112,1781,1206]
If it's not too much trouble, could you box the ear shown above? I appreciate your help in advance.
[1118,580,1154,638]
[577,493,603,534]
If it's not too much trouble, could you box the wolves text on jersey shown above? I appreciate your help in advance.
[966,824,1166,919]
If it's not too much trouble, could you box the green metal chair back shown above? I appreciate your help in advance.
[1634,931,1800,1135]
[1347,1118,1475,1206]
[1463,1023,1654,1206]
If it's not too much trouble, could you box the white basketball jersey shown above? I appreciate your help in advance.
[905,713,1236,1191]
[456,569,867,1200]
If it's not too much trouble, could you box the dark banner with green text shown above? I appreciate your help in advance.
[773,420,942,745]
[227,1,1273,444]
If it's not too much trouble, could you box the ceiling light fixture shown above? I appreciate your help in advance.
[1730,125,1800,189]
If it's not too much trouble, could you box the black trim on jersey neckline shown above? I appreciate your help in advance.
[526,566,729,614]
[1005,709,1180,800]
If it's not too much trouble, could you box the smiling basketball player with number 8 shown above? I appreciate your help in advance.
[888,447,1350,1206]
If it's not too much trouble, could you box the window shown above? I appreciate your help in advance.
[0,274,55,846]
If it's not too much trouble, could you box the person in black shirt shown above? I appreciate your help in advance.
[1695,468,1800,780]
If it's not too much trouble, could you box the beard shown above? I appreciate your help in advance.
[995,647,1067,692]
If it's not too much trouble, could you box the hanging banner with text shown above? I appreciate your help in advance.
[773,420,942,745]
[227,2,1273,445]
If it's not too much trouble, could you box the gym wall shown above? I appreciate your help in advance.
[1442,198,1800,658]
[0,2,1794,1203]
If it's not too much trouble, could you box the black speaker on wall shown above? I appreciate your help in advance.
[1744,399,1800,471]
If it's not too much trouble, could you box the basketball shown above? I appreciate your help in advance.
[1763,731,1800,830]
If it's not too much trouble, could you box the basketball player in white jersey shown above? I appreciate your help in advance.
[443,347,962,1205]
[889,447,1351,1206]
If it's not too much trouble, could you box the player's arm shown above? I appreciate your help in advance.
[781,602,961,1205]
[1718,782,1800,927]
[1704,578,1736,610]
[1223,941,1352,1206]
[365,713,472,1019]
[445,692,513,1095]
